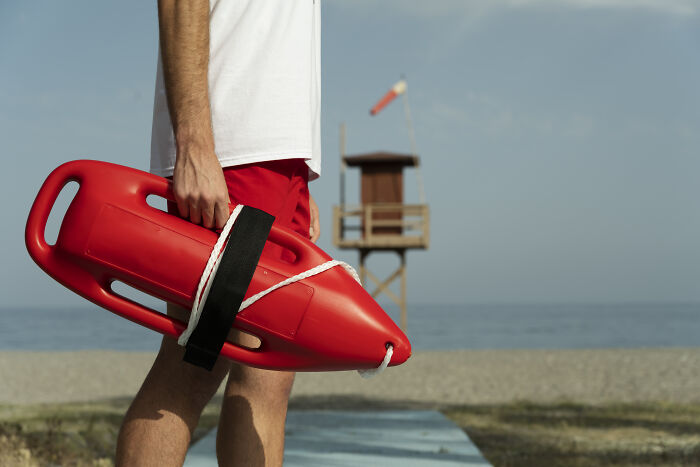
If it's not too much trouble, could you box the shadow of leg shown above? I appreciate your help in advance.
[216,395,266,467]
[216,359,295,467]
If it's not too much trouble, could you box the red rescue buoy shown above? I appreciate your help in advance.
[25,160,411,371]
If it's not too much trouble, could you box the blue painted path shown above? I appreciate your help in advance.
[184,410,491,466]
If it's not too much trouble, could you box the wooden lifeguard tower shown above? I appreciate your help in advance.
[333,143,429,331]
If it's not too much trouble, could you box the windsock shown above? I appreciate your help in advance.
[370,79,407,116]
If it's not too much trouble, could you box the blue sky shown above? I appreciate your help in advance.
[1,0,699,308]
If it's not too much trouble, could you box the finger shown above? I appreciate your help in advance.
[310,201,320,243]
[309,216,320,242]
[176,199,189,220]
[189,203,202,225]
[214,201,229,230]
[201,200,215,229]
[173,188,189,219]
[313,216,320,241]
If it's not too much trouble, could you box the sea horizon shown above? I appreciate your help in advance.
[1,302,699,352]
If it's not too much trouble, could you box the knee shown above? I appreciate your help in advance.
[154,304,232,406]
[225,366,296,404]
[266,371,296,402]
[146,336,231,412]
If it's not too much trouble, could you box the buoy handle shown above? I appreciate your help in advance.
[25,160,85,269]
[266,224,332,271]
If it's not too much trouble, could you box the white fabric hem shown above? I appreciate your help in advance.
[150,151,321,180]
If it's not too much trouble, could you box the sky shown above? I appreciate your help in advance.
[1,0,699,309]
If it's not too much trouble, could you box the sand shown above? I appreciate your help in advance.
[1,348,699,406]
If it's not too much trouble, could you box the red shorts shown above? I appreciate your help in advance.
[169,159,310,260]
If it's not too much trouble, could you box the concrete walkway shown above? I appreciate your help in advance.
[184,410,491,466]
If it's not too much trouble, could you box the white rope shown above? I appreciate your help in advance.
[178,205,393,377]
[237,257,392,378]
[239,260,359,311]
[358,345,393,379]
[178,205,243,346]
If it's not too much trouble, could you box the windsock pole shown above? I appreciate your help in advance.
[370,77,426,203]
[340,122,346,208]
[400,82,426,204]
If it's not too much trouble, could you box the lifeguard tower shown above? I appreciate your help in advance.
[333,78,429,331]
[333,140,429,331]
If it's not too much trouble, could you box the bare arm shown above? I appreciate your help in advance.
[158,0,229,229]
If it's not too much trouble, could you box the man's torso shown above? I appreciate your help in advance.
[151,0,322,179]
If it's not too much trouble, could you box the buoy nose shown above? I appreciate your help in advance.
[288,264,414,371]
[387,330,412,366]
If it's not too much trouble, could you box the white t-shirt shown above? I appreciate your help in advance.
[150,0,321,180]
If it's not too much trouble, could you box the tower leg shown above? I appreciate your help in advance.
[399,249,407,332]
[359,249,369,287]
[358,249,408,332]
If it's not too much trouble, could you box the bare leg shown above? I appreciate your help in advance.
[115,304,231,467]
[216,333,295,467]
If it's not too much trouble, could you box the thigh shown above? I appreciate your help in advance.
[222,159,310,260]
[143,304,231,409]
[224,362,296,401]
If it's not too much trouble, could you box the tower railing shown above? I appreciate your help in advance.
[333,203,430,250]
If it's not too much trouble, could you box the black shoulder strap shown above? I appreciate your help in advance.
[183,206,275,370]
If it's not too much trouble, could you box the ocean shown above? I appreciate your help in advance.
[1,302,698,352]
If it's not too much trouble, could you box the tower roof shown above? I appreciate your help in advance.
[343,151,418,167]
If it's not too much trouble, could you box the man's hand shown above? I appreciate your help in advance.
[309,195,320,243]
[158,0,227,228]
[173,146,229,230]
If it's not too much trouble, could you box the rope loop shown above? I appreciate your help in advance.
[358,345,394,379]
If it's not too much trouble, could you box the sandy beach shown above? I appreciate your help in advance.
[1,348,699,406]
